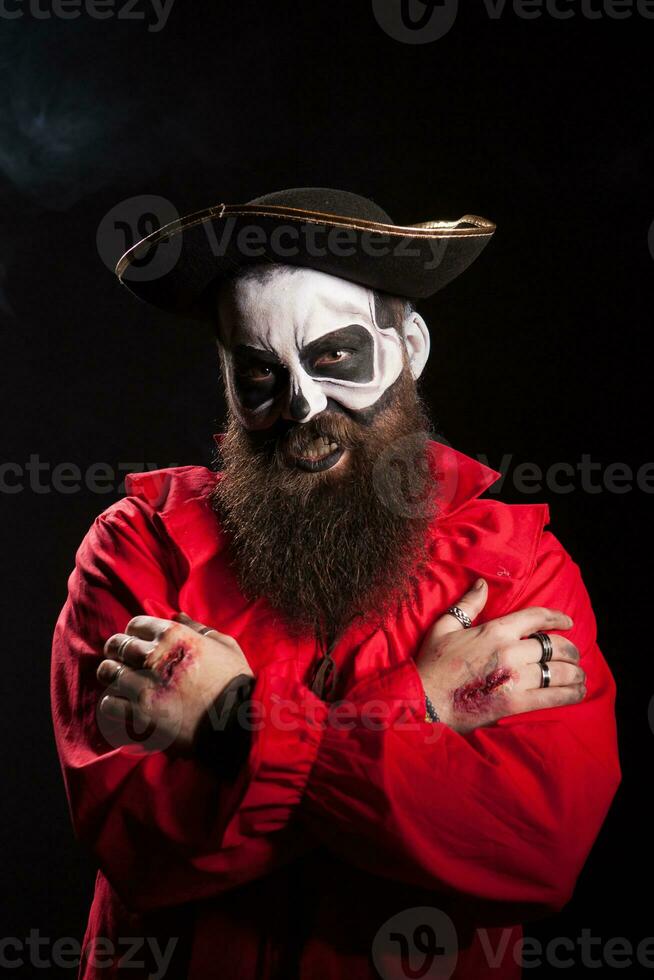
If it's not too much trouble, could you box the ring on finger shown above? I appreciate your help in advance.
[111,662,128,686]
[198,625,220,639]
[539,662,551,689]
[117,636,134,662]
[530,631,553,664]
[446,605,473,629]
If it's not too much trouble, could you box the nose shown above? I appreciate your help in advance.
[280,372,327,423]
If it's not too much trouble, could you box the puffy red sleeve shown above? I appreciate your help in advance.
[297,529,621,919]
[51,496,324,913]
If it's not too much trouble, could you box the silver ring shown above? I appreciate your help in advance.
[530,631,553,664]
[111,662,128,686]
[198,626,220,639]
[446,605,473,629]
[539,662,551,688]
[117,636,134,662]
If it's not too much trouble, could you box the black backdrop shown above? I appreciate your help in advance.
[2,2,652,977]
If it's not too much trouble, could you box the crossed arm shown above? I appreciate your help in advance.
[51,499,621,917]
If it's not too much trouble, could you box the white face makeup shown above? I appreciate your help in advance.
[215,266,430,431]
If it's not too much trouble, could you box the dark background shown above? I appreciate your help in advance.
[2,1,652,976]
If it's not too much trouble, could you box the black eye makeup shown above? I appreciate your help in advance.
[301,325,374,383]
[235,362,275,381]
[232,345,287,410]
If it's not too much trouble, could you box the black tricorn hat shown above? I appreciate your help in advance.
[115,187,496,321]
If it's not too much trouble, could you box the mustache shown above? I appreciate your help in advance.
[257,413,363,458]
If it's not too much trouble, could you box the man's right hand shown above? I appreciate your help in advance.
[416,579,586,734]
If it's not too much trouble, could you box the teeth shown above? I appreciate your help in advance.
[296,437,339,460]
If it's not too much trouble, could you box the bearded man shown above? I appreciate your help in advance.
[51,188,620,980]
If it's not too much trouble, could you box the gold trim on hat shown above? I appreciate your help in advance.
[115,202,496,280]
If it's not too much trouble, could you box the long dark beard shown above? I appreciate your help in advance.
[209,364,438,644]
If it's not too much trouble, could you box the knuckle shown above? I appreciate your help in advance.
[480,620,504,641]
[565,685,582,704]
[103,635,117,657]
[99,660,122,687]
[158,621,186,645]
[126,615,145,633]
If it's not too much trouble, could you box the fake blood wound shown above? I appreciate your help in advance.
[158,644,191,687]
[452,667,513,714]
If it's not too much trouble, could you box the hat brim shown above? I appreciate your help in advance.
[115,202,496,322]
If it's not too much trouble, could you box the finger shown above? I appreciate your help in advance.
[487,606,573,641]
[501,634,580,669]
[511,683,587,715]
[96,659,157,704]
[430,579,488,639]
[103,633,156,667]
[125,615,178,640]
[174,611,229,643]
[98,694,133,721]
[97,693,152,732]
[520,661,586,691]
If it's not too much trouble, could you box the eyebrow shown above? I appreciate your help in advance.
[233,344,284,366]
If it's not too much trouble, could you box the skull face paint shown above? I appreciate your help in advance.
[215,266,430,432]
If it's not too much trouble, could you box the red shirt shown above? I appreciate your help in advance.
[51,438,620,979]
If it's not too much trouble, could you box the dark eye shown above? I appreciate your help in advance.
[236,363,274,382]
[314,349,353,367]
